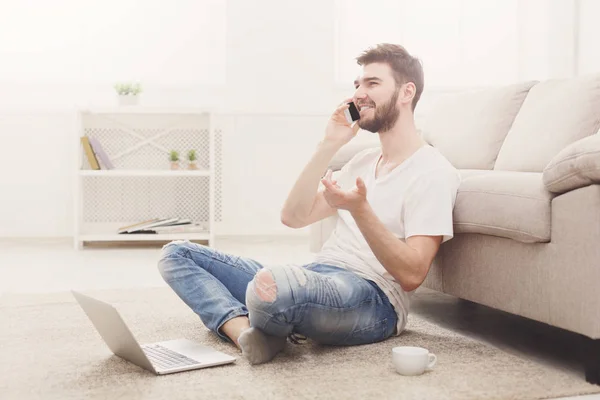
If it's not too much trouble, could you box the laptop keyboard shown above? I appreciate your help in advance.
[142,344,200,370]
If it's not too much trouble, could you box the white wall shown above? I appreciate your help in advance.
[0,0,339,238]
[578,0,600,75]
[0,0,598,238]
[218,114,331,236]
[0,112,76,236]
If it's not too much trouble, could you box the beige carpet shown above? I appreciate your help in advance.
[1,287,599,400]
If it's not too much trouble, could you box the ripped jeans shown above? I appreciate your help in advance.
[158,241,397,346]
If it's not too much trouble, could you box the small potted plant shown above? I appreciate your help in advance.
[169,150,180,170]
[187,149,198,170]
[114,82,142,106]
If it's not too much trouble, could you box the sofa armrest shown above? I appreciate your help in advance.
[309,175,342,252]
[309,223,324,253]
[543,133,600,194]
[308,214,338,252]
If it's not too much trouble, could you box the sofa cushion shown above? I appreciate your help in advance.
[421,81,536,170]
[454,170,553,243]
[543,133,600,194]
[459,169,493,180]
[328,131,379,171]
[495,74,600,172]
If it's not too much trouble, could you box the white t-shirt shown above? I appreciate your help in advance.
[313,144,461,335]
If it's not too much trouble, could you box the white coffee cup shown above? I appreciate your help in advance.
[392,346,437,376]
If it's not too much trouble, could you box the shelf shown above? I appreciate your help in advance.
[80,107,215,115]
[79,169,211,177]
[79,223,211,242]
[75,110,218,249]
[79,232,211,242]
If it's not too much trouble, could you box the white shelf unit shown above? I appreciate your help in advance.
[74,107,222,249]
[79,170,211,177]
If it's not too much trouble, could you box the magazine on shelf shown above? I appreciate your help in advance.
[150,224,207,234]
[162,218,192,227]
[118,218,183,234]
[117,218,162,234]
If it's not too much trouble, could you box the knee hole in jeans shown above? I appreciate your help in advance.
[253,269,278,302]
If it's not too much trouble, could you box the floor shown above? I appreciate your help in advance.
[0,236,598,400]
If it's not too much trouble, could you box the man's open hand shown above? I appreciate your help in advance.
[321,169,368,213]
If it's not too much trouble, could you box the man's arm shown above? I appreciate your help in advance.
[320,168,457,291]
[350,202,442,292]
[280,141,342,228]
[281,100,360,228]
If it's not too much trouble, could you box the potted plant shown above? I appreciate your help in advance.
[187,149,198,170]
[114,82,142,106]
[169,150,180,170]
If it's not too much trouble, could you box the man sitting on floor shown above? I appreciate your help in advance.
[158,43,460,365]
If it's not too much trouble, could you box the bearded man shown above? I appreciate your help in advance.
[158,43,460,365]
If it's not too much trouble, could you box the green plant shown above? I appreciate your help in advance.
[114,82,142,96]
[169,150,180,162]
[187,149,197,162]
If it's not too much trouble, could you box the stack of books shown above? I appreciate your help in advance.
[117,218,207,234]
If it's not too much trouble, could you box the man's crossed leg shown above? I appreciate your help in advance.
[159,241,397,365]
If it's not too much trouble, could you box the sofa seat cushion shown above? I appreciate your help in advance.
[454,170,553,243]
[458,169,493,180]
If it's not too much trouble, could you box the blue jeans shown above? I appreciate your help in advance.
[158,240,397,346]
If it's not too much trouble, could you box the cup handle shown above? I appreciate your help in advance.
[427,353,437,370]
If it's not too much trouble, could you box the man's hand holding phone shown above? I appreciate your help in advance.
[323,99,361,148]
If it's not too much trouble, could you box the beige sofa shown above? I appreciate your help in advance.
[309,74,600,384]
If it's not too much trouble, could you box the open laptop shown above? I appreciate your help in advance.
[72,290,236,375]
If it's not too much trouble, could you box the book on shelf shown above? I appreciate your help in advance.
[150,224,208,234]
[80,136,100,170]
[115,224,207,235]
[88,137,114,169]
[117,218,162,234]
[161,218,192,227]
[81,135,114,170]
[117,218,193,234]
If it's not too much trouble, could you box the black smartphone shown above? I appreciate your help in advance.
[344,101,360,124]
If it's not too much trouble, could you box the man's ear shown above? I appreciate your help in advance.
[401,82,416,106]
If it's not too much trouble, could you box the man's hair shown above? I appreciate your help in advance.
[356,43,424,111]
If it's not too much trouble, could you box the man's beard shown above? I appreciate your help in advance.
[358,88,401,133]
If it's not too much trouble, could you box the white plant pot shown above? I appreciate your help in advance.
[118,94,139,106]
